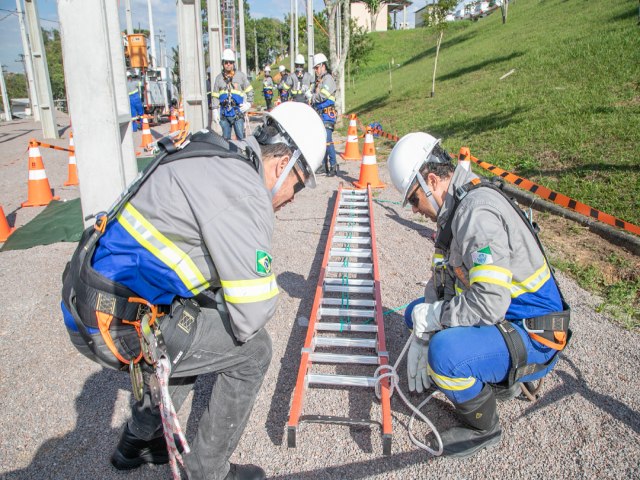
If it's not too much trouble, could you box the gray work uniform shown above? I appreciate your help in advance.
[291,71,313,102]
[211,70,254,117]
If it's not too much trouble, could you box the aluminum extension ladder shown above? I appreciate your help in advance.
[287,184,393,455]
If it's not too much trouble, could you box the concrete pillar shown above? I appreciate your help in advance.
[238,0,246,74]
[207,0,223,81]
[0,66,12,122]
[15,0,39,121]
[307,0,314,73]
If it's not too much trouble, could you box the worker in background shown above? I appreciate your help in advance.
[127,71,144,132]
[206,67,212,110]
[305,53,338,177]
[65,102,327,480]
[211,48,254,140]
[262,66,275,111]
[291,54,313,103]
[277,65,293,104]
[387,132,571,458]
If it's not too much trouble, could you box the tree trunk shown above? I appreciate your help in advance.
[501,0,508,24]
[431,30,443,98]
[326,0,350,115]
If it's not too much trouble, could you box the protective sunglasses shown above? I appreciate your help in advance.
[293,167,306,194]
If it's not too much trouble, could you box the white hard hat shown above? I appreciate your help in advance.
[222,48,236,62]
[206,66,211,74]
[264,65,271,72]
[264,102,326,190]
[388,132,449,206]
[278,65,286,73]
[312,53,328,67]
[126,71,132,77]
[295,54,305,66]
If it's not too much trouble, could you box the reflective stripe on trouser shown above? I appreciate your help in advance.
[427,320,559,404]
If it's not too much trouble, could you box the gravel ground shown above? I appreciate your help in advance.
[0,116,638,479]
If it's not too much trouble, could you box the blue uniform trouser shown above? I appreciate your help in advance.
[404,297,560,404]
[129,92,144,132]
[220,113,245,140]
[325,125,336,169]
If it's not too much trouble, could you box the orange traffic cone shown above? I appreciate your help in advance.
[64,132,79,186]
[139,115,153,149]
[340,114,362,161]
[22,139,60,207]
[177,107,185,131]
[0,206,15,242]
[169,109,179,133]
[458,146,471,171]
[353,127,386,189]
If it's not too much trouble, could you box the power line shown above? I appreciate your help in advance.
[0,7,59,24]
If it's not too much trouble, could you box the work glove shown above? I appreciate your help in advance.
[304,89,313,101]
[407,335,431,394]
[239,102,251,114]
[411,300,444,339]
[212,108,220,124]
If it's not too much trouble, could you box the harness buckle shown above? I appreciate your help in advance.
[522,318,544,334]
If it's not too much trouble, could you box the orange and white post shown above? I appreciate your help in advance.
[340,114,362,161]
[22,139,60,207]
[63,132,79,186]
[353,127,386,189]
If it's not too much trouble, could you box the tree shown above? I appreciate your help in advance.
[42,28,65,100]
[360,0,388,32]
[423,0,457,98]
[171,46,180,89]
[324,0,350,115]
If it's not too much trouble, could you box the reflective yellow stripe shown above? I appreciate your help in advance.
[129,90,138,95]
[212,92,220,98]
[244,85,253,93]
[432,253,445,267]
[221,275,279,304]
[469,265,512,290]
[118,203,210,295]
[427,365,476,391]
[282,84,291,90]
[455,283,463,296]
[511,263,551,298]
[320,88,335,101]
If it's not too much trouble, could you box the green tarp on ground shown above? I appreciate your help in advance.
[1,199,84,251]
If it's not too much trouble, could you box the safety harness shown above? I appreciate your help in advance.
[434,176,572,388]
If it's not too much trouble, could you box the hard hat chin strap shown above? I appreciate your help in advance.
[271,150,302,197]
[416,172,441,214]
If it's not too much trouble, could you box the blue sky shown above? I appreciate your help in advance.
[0,0,429,73]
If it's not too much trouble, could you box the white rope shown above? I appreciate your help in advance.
[374,336,444,456]
[155,356,191,479]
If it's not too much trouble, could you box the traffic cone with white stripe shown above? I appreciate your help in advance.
[139,115,153,149]
[63,132,79,186]
[340,114,362,161]
[353,127,386,189]
[169,109,179,133]
[0,206,15,242]
[177,107,185,131]
[22,139,60,207]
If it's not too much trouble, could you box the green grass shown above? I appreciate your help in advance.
[346,0,640,226]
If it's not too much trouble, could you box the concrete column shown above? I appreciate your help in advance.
[15,0,39,121]
[289,0,294,71]
[147,0,157,68]
[307,0,314,73]
[24,0,58,138]
[58,0,137,226]
[207,0,223,80]
[238,0,246,74]
[124,0,134,34]
[0,66,12,122]
[177,0,207,131]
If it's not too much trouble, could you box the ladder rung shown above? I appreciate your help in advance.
[324,278,374,286]
[336,217,369,223]
[320,307,376,318]
[330,248,372,258]
[340,201,368,207]
[307,374,376,388]
[315,337,377,348]
[322,298,375,307]
[334,226,371,233]
[309,352,379,365]
[338,208,368,215]
[324,285,374,294]
[326,266,372,274]
[331,236,371,244]
[315,322,378,332]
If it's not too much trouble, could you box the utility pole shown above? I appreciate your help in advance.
[294,0,298,57]
[24,0,58,138]
[0,66,12,122]
[254,26,258,76]
[307,0,314,73]
[124,0,134,35]
[207,0,223,81]
[289,0,294,71]
[238,0,247,74]
[147,0,157,68]
[157,30,169,111]
[15,0,39,121]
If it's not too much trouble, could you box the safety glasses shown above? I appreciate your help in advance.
[407,185,420,208]
[293,167,306,194]
[223,60,234,65]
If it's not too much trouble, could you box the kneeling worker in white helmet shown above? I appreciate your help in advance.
[211,48,254,140]
[61,102,327,480]
[387,133,571,458]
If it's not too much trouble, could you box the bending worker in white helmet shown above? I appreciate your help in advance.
[387,133,571,458]
[211,48,254,140]
[291,54,313,103]
[64,103,327,480]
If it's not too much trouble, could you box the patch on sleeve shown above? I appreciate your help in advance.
[256,250,273,276]
[471,246,493,266]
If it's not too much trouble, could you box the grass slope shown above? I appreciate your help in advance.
[348,0,640,227]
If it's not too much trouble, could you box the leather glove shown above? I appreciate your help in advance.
[212,108,220,124]
[239,102,251,114]
[411,300,444,339]
[304,89,313,100]
[407,335,431,394]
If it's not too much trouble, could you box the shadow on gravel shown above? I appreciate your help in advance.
[0,128,37,144]
[3,368,140,479]
[522,357,640,435]
[267,192,337,447]
[373,200,436,240]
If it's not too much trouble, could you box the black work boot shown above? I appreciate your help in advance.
[327,164,337,177]
[492,382,521,402]
[441,384,502,458]
[110,426,168,470]
[224,463,267,480]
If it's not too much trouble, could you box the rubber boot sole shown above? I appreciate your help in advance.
[442,428,502,459]
[110,448,169,470]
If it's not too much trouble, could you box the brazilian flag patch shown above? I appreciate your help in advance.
[256,250,273,276]
[471,246,493,266]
